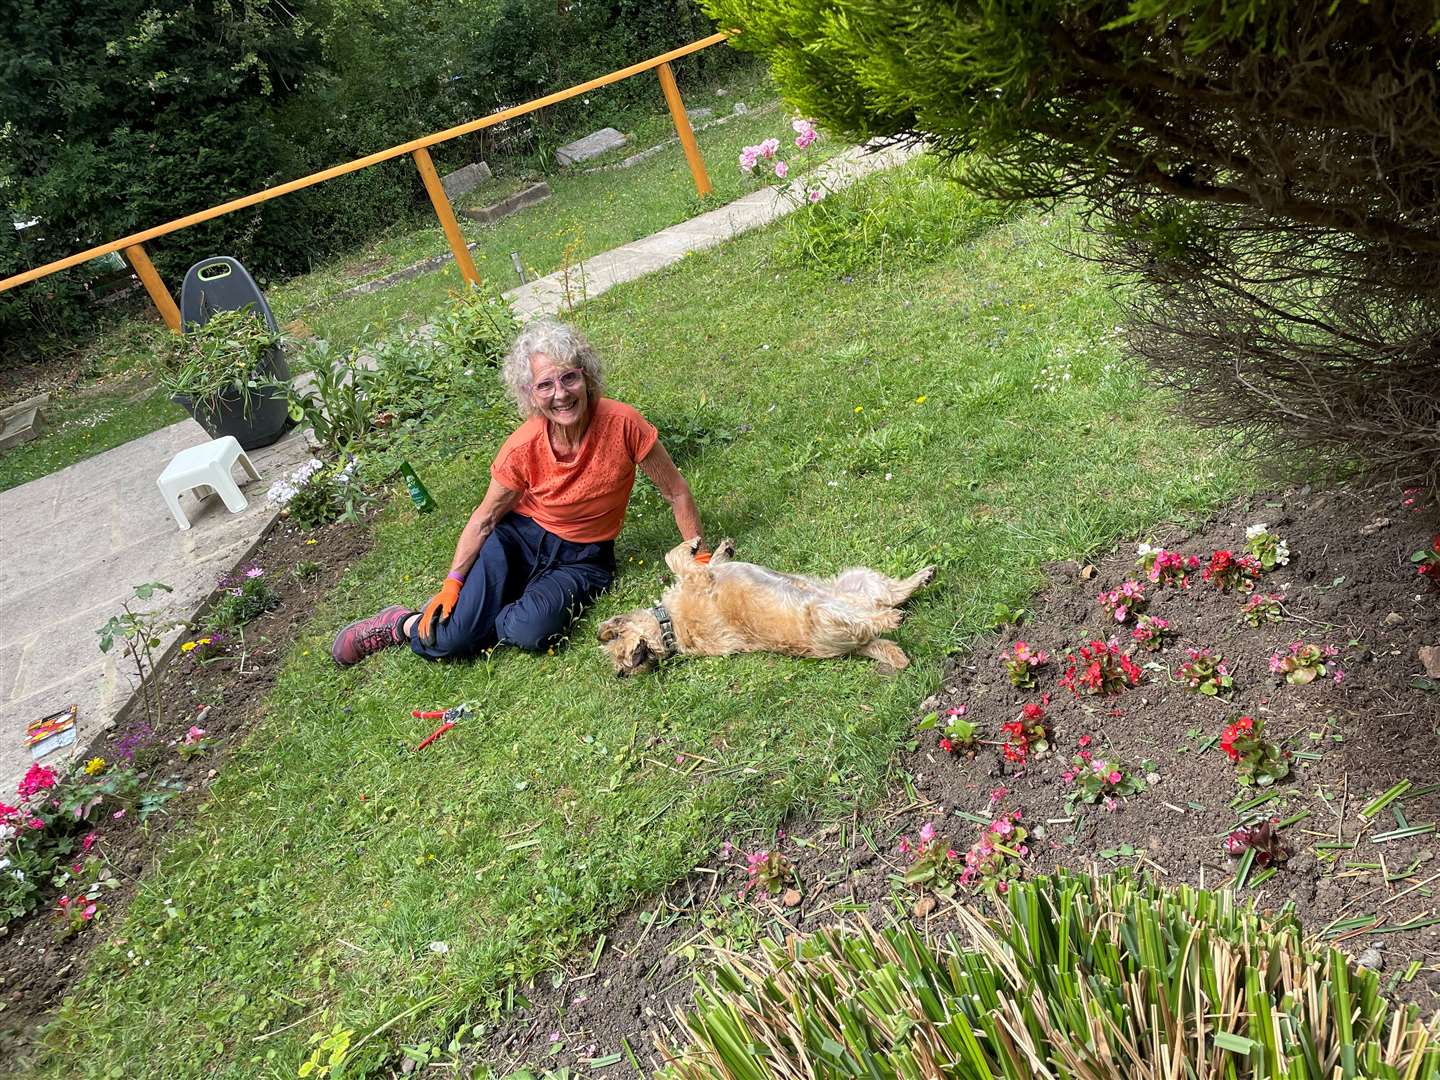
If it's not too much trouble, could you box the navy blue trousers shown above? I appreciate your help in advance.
[410,512,615,660]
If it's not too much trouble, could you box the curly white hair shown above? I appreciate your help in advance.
[501,318,606,417]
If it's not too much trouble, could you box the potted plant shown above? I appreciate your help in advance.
[159,306,292,449]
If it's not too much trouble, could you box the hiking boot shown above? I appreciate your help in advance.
[331,605,412,666]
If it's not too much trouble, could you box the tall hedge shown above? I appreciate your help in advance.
[0,0,738,352]
[705,0,1440,491]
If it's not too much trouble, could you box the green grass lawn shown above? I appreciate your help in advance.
[0,385,185,493]
[31,176,1253,1078]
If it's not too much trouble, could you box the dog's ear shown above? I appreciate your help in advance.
[597,617,621,642]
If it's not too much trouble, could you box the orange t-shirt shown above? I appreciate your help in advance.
[490,398,658,542]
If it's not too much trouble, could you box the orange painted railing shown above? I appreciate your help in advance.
[0,32,729,329]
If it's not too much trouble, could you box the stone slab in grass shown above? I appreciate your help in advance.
[440,160,493,200]
[556,127,627,166]
[0,393,49,450]
[459,182,553,225]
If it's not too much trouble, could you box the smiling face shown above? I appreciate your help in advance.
[529,351,590,432]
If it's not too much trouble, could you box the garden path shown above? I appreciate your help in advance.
[0,139,915,793]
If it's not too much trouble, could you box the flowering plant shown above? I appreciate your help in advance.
[1201,549,1263,593]
[204,563,279,633]
[1239,592,1285,627]
[177,726,213,761]
[1244,524,1290,570]
[1136,543,1200,588]
[1413,535,1440,585]
[268,457,362,530]
[740,848,794,898]
[1224,820,1289,868]
[1269,642,1341,686]
[1002,641,1049,689]
[1096,580,1147,623]
[1218,715,1290,787]
[1176,647,1233,697]
[1000,702,1051,765]
[1059,639,1142,696]
[179,634,226,665]
[53,892,101,940]
[898,821,963,893]
[1062,752,1145,809]
[1129,614,1171,652]
[938,707,978,758]
[956,810,1028,894]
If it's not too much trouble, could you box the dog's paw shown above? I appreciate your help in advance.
[714,537,737,561]
[916,565,937,587]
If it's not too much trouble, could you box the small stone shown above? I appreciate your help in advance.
[1384,612,1405,627]
[732,102,749,114]
[912,895,937,918]
[782,887,802,907]
[1355,946,1383,972]
[1420,646,1440,678]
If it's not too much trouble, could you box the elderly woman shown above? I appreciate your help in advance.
[331,319,705,666]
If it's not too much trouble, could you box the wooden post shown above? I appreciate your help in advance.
[122,243,181,332]
[412,147,481,287]
[656,61,712,198]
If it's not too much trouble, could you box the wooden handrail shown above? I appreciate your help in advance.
[0,31,729,294]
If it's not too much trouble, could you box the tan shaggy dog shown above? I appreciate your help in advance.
[597,537,935,677]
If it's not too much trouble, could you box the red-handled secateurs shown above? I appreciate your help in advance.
[411,703,473,751]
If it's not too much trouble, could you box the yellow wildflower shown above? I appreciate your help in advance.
[854,405,863,413]
[915,395,927,404]
[84,757,106,776]
[180,641,197,653]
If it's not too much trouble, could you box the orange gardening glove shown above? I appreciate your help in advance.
[694,551,712,565]
[417,576,463,647]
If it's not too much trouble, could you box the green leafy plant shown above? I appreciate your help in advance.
[897,821,964,895]
[1269,642,1340,686]
[1244,524,1290,570]
[427,287,518,367]
[1063,754,1145,809]
[1177,647,1233,697]
[990,602,1025,629]
[1000,641,1047,689]
[97,582,174,732]
[160,307,283,414]
[1239,592,1285,627]
[1219,716,1290,788]
[203,564,279,634]
[664,872,1440,1079]
[283,341,374,454]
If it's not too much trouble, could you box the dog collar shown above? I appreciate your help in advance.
[650,604,678,655]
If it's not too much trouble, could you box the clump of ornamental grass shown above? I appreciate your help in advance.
[662,872,1440,1080]
[1000,640,1047,689]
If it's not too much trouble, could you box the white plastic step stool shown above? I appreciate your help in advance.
[157,436,260,530]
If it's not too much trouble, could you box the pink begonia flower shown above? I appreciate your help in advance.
[808,189,822,203]
[1103,796,1118,812]
[718,841,733,859]
[112,809,126,820]
[738,147,759,172]
[796,129,817,149]
[759,137,780,159]
[997,881,1009,893]
[1333,669,1345,684]
[773,160,789,179]
[791,118,813,135]
[948,704,967,717]
[1078,735,1092,747]
[82,832,98,852]
[1108,770,1123,784]
[946,849,958,859]
[918,822,935,843]
[993,819,1013,836]
[1017,844,1029,856]
[965,849,979,867]
[185,726,207,744]
[897,837,911,854]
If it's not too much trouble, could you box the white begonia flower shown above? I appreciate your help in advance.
[1246,523,1268,539]
[1136,542,1159,558]
[1273,538,1290,566]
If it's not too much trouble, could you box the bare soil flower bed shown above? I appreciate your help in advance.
[0,515,374,1058]
[478,483,1439,1078]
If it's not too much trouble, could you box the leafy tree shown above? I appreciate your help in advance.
[706,0,1440,490]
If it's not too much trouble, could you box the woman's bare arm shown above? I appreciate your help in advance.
[450,476,523,575]
[639,441,703,543]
